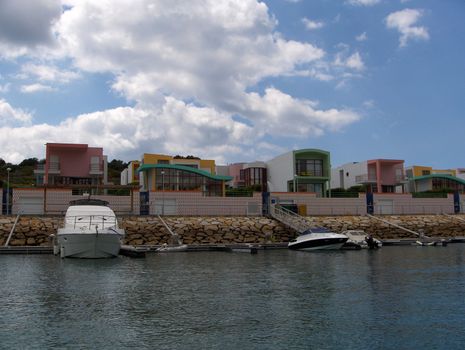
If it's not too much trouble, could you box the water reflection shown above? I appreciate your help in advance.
[0,246,465,349]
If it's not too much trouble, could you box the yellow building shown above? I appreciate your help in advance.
[139,153,231,196]
[406,165,456,178]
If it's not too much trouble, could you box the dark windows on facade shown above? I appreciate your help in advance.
[155,168,223,196]
[242,167,267,191]
[296,159,323,177]
[432,178,465,192]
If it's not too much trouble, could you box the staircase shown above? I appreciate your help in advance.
[269,204,312,234]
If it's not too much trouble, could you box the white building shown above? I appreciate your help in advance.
[330,161,367,190]
[266,149,331,197]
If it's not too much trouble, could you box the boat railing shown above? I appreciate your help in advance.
[63,215,118,230]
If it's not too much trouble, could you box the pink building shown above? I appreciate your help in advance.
[34,143,108,185]
[357,159,406,193]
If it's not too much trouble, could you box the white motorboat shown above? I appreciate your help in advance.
[54,199,125,258]
[342,230,382,249]
[288,227,348,251]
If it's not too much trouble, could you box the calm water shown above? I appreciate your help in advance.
[1,246,465,349]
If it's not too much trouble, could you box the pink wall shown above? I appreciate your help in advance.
[368,159,404,190]
[228,163,245,187]
[46,144,103,178]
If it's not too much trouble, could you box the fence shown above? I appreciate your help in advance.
[10,186,139,215]
[270,192,460,215]
[2,188,462,216]
[148,191,262,216]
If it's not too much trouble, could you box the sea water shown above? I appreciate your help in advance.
[1,245,465,349]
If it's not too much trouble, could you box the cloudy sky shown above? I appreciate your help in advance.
[0,0,464,168]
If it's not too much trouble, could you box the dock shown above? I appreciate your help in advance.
[0,239,463,255]
[0,246,53,254]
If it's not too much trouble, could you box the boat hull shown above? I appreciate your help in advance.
[56,229,123,258]
[288,237,348,251]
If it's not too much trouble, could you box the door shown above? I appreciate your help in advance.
[153,199,177,215]
[377,199,393,215]
[18,197,44,215]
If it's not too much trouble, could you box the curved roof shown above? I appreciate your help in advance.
[411,174,465,185]
[137,164,233,181]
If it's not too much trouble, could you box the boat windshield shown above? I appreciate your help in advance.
[309,227,331,233]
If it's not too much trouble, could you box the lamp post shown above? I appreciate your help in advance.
[161,170,165,216]
[6,167,11,215]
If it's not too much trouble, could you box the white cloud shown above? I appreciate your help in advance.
[239,88,360,136]
[363,100,375,108]
[20,84,56,93]
[0,0,62,58]
[334,51,365,71]
[0,83,10,93]
[19,64,80,83]
[302,18,325,30]
[0,99,33,126]
[345,52,364,71]
[347,0,380,6]
[356,32,368,41]
[386,8,429,47]
[0,0,363,162]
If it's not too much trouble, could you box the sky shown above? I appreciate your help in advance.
[0,0,464,169]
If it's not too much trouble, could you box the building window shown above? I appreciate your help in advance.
[242,167,267,191]
[296,159,323,177]
[155,168,223,196]
[422,170,431,176]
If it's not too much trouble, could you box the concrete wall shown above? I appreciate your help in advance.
[331,161,367,189]
[12,188,140,215]
[373,193,454,215]
[267,151,293,192]
[271,192,366,215]
[149,191,262,216]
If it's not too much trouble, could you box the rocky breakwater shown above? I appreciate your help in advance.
[310,215,465,239]
[0,216,61,246]
[122,216,292,246]
[1,214,464,247]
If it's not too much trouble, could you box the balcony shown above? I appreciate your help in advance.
[34,162,60,174]
[48,162,61,174]
[355,174,377,184]
[296,170,324,177]
[395,175,408,183]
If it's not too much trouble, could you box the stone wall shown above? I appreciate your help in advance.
[0,215,464,246]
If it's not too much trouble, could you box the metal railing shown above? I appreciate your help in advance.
[269,204,312,233]
[355,174,377,183]
[63,215,118,229]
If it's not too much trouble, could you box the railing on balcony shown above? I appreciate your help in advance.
[34,162,60,174]
[89,163,103,175]
[296,170,324,177]
[48,162,60,174]
[355,174,377,183]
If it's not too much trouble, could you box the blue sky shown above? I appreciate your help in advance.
[0,0,464,169]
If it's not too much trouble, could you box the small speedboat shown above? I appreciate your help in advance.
[288,227,348,251]
[54,199,125,258]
